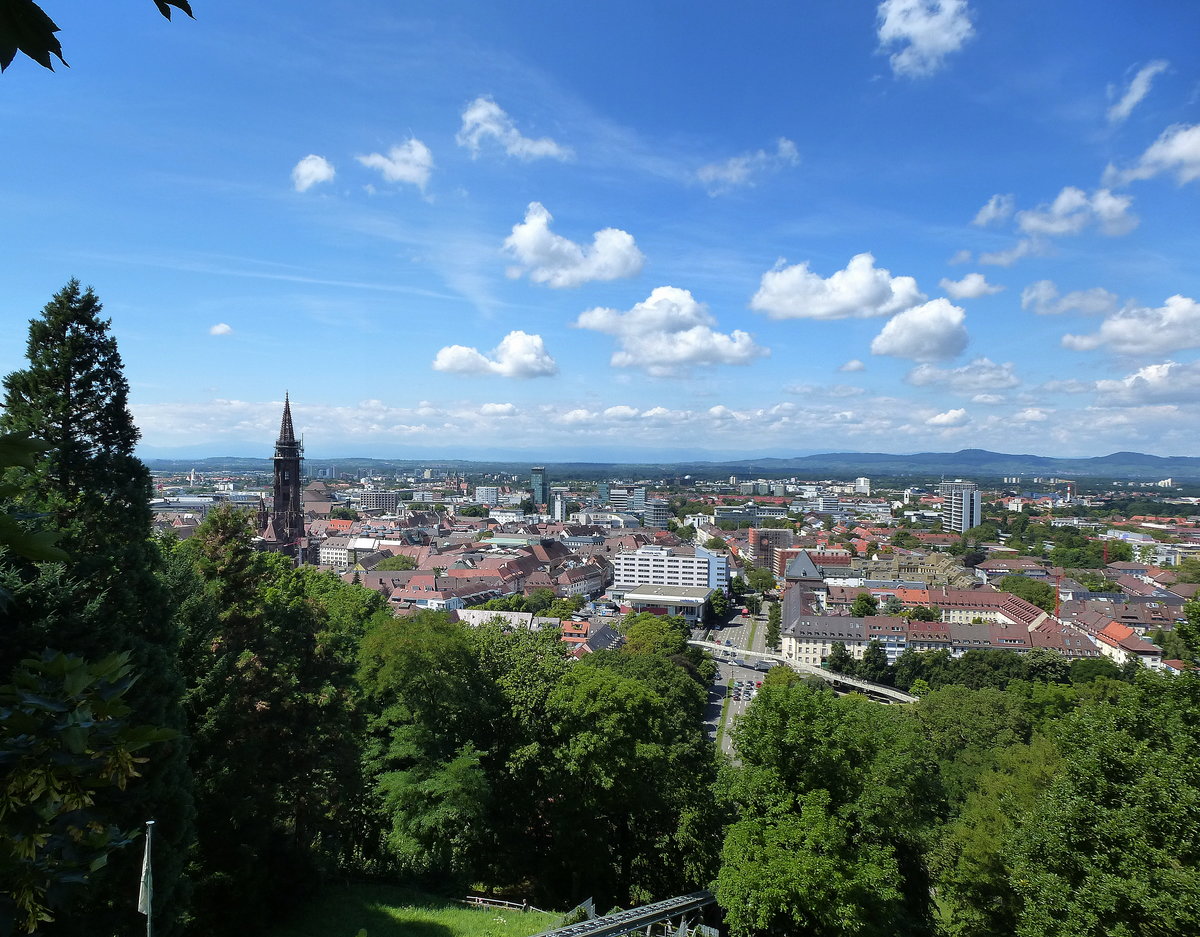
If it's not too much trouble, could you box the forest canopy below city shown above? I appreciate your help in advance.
[3,282,1200,937]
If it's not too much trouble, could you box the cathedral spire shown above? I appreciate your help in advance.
[278,391,297,444]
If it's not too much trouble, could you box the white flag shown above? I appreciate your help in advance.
[138,822,154,917]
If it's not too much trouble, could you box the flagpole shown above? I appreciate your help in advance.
[139,820,155,937]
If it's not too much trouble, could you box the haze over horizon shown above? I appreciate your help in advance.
[3,2,1199,458]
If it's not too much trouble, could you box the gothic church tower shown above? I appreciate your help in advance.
[260,393,305,560]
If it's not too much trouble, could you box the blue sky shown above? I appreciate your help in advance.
[2,0,1199,460]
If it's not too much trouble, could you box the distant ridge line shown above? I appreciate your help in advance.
[141,448,1200,480]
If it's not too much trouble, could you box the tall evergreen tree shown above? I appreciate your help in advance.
[175,506,362,936]
[0,280,193,937]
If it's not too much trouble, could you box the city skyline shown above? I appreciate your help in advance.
[2,2,1199,458]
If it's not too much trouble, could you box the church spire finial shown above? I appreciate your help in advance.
[278,392,297,444]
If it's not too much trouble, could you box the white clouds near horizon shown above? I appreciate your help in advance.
[696,138,799,195]
[926,407,969,426]
[432,330,558,379]
[1107,60,1169,124]
[870,298,968,361]
[456,97,572,161]
[1062,294,1200,355]
[751,252,924,320]
[503,202,644,288]
[1095,361,1200,404]
[575,286,768,376]
[291,155,335,192]
[877,0,974,78]
[907,357,1019,392]
[356,139,434,190]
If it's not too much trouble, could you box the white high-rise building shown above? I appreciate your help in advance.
[474,486,500,505]
[939,480,982,533]
[610,544,729,595]
[854,477,871,495]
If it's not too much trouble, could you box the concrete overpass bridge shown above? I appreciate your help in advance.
[687,640,918,704]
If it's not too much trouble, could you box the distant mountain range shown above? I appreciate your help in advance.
[142,448,1200,481]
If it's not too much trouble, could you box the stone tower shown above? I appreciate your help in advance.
[261,393,306,560]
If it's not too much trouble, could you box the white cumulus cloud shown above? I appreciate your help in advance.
[972,193,1014,227]
[751,252,924,320]
[940,272,1003,299]
[840,359,867,372]
[209,323,232,336]
[432,330,558,379]
[1109,123,1200,186]
[479,402,518,417]
[1095,361,1200,404]
[697,138,799,195]
[870,298,968,361]
[456,97,572,161]
[503,202,643,288]
[575,286,768,377]
[926,408,969,427]
[877,0,974,78]
[1016,186,1137,237]
[291,154,335,192]
[1107,60,1169,125]
[906,357,1019,392]
[1020,280,1119,316]
[1062,294,1200,355]
[356,139,433,190]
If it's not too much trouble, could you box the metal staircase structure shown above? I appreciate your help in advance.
[528,890,716,937]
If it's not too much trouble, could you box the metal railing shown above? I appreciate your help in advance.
[528,890,716,937]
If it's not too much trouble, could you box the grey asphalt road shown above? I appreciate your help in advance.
[698,610,773,758]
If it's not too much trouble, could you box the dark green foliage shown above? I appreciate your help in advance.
[907,604,939,621]
[825,641,855,675]
[858,640,892,684]
[744,565,776,593]
[0,651,176,934]
[766,601,781,649]
[998,575,1056,612]
[173,506,361,936]
[373,553,417,571]
[707,590,730,621]
[718,683,941,937]
[892,648,1041,692]
[541,649,718,905]
[1069,655,1122,683]
[1010,672,1200,936]
[1,281,192,937]
[850,592,879,617]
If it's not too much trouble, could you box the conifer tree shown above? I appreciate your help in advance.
[0,280,193,937]
[176,505,362,936]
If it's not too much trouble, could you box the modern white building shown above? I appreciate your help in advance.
[854,477,871,495]
[474,486,500,505]
[939,480,982,534]
[609,544,729,600]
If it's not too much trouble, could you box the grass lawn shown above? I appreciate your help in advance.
[265,883,561,937]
